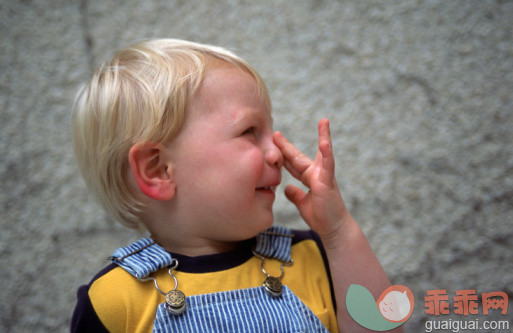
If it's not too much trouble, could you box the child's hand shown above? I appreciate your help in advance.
[276,119,395,332]
[273,119,351,244]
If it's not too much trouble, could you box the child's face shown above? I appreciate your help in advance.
[162,64,283,250]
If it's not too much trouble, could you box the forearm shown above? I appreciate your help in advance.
[321,215,403,333]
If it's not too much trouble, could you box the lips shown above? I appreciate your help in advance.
[256,173,281,197]
[256,185,277,193]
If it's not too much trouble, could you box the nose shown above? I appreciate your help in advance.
[265,142,283,169]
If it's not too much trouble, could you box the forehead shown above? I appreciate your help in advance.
[189,63,272,120]
[202,63,262,99]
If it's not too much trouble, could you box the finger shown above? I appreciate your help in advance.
[273,131,313,176]
[282,158,303,182]
[317,119,335,185]
[284,184,307,210]
[317,118,332,150]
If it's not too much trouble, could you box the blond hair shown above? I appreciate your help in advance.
[72,39,270,229]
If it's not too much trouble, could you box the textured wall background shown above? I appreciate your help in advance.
[1,0,512,331]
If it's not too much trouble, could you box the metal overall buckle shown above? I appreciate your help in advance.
[137,258,186,315]
[252,250,294,297]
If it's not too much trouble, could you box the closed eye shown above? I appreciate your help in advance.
[241,126,257,136]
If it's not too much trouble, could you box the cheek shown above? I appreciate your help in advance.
[244,149,265,176]
[213,146,266,199]
[186,145,265,190]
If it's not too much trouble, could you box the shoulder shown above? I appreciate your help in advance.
[291,228,328,263]
[290,228,328,264]
[72,262,153,332]
[73,260,167,332]
[71,264,118,333]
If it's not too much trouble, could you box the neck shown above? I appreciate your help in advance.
[150,231,241,257]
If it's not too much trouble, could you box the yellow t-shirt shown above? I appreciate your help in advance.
[71,229,338,332]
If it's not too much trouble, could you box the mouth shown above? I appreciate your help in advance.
[256,186,277,194]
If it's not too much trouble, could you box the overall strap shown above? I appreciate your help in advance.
[109,237,174,279]
[254,226,293,262]
[109,226,293,278]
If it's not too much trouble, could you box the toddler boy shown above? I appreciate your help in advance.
[71,39,394,332]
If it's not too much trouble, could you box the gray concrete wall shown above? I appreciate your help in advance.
[1,0,512,331]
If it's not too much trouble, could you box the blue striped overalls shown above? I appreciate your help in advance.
[110,226,329,332]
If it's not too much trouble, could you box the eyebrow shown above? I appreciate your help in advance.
[231,108,273,129]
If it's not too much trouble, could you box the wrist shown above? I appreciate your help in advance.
[317,213,357,251]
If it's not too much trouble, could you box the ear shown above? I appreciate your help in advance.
[128,142,175,201]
